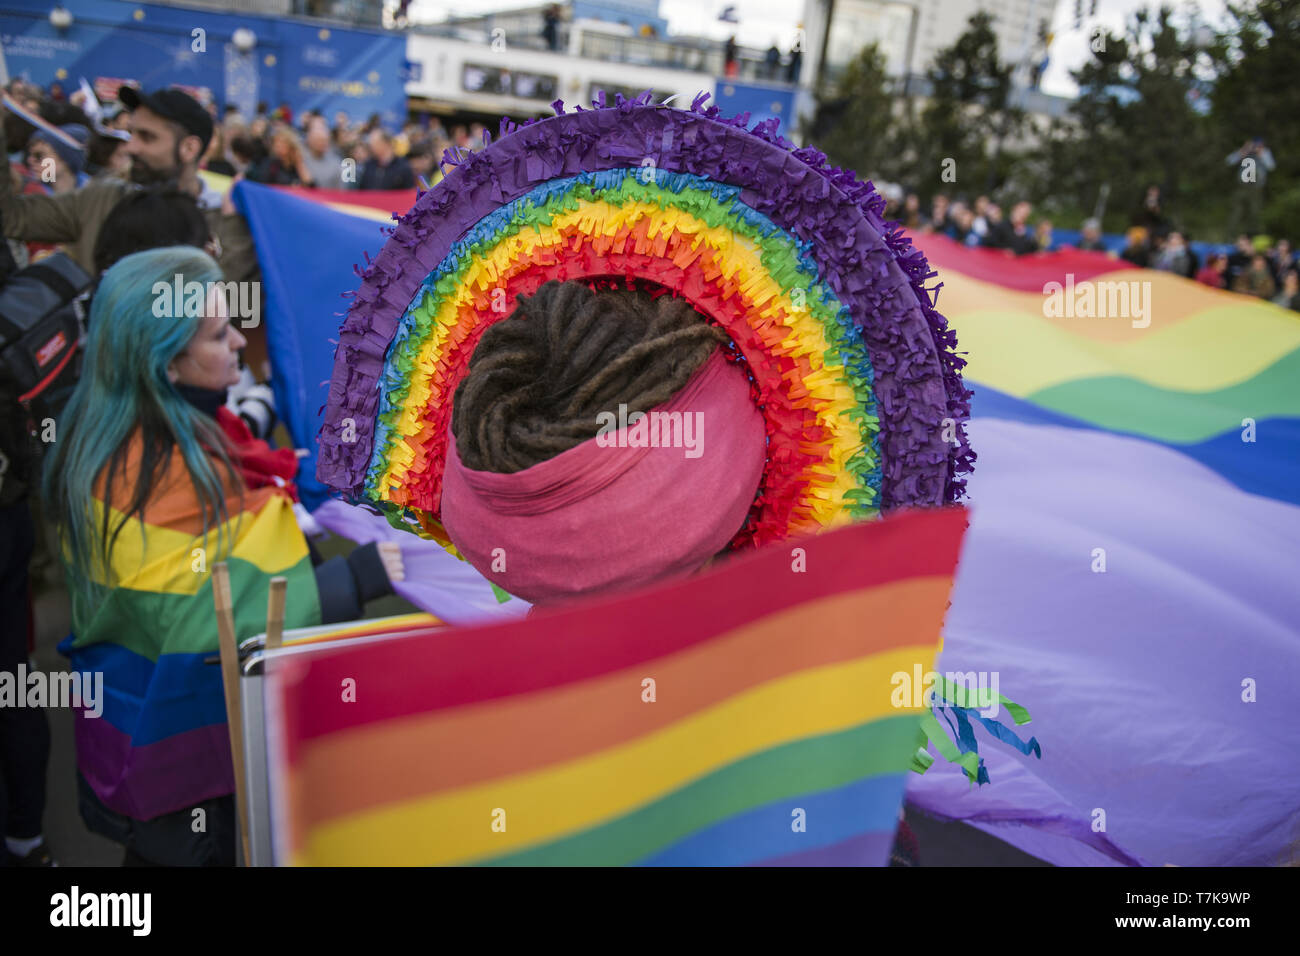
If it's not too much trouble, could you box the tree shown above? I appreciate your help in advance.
[1050,5,1221,236]
[916,11,1026,198]
[808,43,902,182]
[1209,0,1300,236]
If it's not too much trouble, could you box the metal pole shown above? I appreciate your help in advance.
[902,4,919,98]
[815,0,836,95]
[1093,182,1111,223]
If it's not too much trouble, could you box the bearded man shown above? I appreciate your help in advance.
[0,87,257,286]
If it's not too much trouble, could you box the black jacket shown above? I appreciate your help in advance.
[358,157,415,191]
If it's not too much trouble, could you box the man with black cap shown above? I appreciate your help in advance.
[0,86,257,287]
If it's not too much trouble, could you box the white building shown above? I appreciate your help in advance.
[804,0,1059,87]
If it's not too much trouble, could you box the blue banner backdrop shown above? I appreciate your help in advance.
[710,79,796,137]
[0,0,406,127]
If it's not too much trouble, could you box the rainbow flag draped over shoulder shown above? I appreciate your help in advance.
[267,508,966,866]
[60,434,321,822]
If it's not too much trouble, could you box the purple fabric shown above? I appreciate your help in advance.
[317,97,973,513]
[311,499,532,626]
[908,418,1300,867]
[74,715,233,822]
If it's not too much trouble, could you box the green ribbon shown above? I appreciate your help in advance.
[910,677,1038,783]
[916,711,983,782]
[932,674,1034,726]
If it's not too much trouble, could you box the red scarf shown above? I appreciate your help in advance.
[214,406,301,502]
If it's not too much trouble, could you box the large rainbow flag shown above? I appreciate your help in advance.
[906,235,1300,866]
[265,508,966,866]
[59,437,320,822]
[233,170,1300,866]
[921,236,1298,502]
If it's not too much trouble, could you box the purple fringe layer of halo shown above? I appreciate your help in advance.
[318,90,974,511]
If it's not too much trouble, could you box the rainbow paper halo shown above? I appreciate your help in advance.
[319,92,973,550]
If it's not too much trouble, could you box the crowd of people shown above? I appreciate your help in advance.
[888,190,1054,257]
[1,70,1296,869]
[207,101,487,192]
[14,70,1290,311]
[878,181,1298,312]
[3,77,488,205]
[1,79,408,867]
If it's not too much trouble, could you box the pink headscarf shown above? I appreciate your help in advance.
[441,349,766,604]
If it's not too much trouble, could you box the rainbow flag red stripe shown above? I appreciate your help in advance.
[267,507,966,866]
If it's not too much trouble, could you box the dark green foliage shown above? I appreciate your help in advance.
[808,42,902,183]
[804,3,1298,239]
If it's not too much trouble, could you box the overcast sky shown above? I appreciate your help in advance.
[408,0,1231,98]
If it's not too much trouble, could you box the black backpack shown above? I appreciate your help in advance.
[0,250,93,505]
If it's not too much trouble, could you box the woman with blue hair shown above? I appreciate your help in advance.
[44,246,402,865]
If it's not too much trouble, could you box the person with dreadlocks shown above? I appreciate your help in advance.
[442,279,767,605]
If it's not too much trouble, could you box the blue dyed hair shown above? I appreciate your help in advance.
[43,246,240,611]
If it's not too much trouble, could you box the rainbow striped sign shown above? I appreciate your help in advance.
[265,507,966,866]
